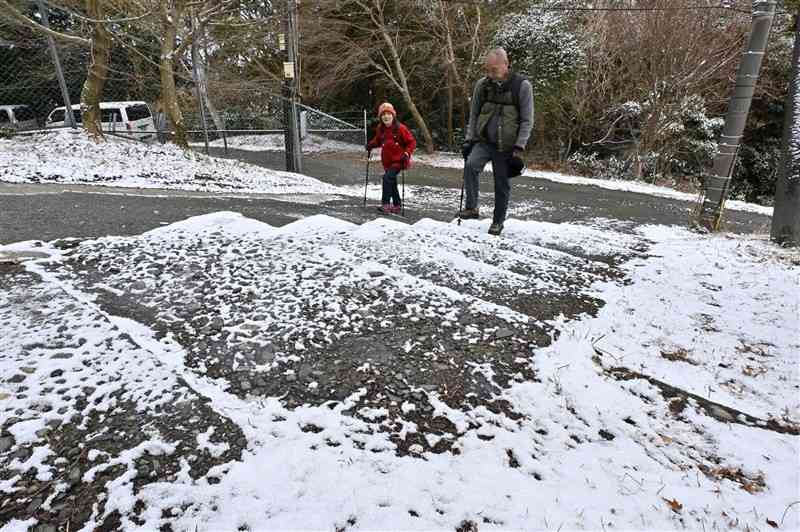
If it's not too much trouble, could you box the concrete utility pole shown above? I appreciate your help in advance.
[770,12,800,247]
[695,0,777,231]
[281,0,302,173]
[36,0,76,128]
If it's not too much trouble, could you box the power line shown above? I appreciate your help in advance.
[443,1,754,15]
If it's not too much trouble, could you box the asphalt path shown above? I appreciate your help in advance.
[0,148,772,245]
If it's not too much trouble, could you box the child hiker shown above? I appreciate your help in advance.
[366,102,416,214]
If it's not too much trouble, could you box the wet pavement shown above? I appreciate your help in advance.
[0,147,772,247]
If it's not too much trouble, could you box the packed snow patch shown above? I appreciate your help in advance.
[0,129,343,195]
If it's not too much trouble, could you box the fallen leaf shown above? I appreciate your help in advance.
[662,497,683,513]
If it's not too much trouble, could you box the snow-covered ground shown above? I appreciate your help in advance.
[0,130,340,195]
[1,129,795,530]
[189,133,365,155]
[416,153,774,217]
[1,212,798,531]
[0,130,774,216]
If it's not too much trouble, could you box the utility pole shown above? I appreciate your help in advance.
[36,0,76,128]
[695,0,777,231]
[770,11,800,247]
[281,0,302,173]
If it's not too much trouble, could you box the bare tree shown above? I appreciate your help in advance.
[80,0,112,139]
[551,1,749,177]
[414,0,486,146]
[301,0,436,152]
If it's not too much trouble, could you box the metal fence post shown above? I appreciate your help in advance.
[36,0,76,128]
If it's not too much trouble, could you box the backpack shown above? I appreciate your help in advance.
[481,72,528,110]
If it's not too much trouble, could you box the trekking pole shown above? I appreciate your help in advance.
[401,167,406,217]
[458,145,468,226]
[457,177,465,226]
[363,151,371,206]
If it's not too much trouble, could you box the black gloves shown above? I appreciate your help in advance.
[461,140,475,160]
[509,148,525,178]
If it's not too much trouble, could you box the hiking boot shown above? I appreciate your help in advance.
[390,204,402,214]
[488,222,504,236]
[458,208,480,219]
[377,204,392,214]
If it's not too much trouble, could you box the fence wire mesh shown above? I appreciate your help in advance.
[1,1,365,154]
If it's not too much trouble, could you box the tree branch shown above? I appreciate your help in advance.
[0,0,90,46]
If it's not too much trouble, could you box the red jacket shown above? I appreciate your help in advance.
[368,122,417,171]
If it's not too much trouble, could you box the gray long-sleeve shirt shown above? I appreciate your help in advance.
[466,75,534,149]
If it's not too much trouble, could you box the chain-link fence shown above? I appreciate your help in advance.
[1,4,82,132]
[1,2,164,139]
[185,83,367,156]
[1,1,366,158]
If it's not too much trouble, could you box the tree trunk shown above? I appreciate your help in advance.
[770,13,800,247]
[447,68,454,148]
[160,1,187,148]
[80,0,111,141]
[374,8,434,152]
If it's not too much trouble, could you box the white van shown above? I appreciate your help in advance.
[0,105,39,131]
[46,101,156,141]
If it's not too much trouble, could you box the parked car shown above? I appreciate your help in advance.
[46,101,156,141]
[0,105,39,131]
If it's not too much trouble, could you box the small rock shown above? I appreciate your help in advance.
[368,271,384,278]
[68,467,81,483]
[12,447,32,462]
[240,380,252,392]
[495,328,514,339]
[255,345,275,365]
[50,369,64,378]
[298,364,312,380]
[0,436,14,453]
[8,375,26,383]
[26,497,44,513]
[131,281,147,292]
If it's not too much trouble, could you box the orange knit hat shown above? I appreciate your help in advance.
[377,102,396,117]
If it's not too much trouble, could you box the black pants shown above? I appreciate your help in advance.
[463,142,511,224]
[381,168,402,206]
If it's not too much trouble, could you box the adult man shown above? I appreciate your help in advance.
[460,47,534,236]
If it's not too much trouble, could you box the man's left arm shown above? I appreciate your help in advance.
[514,80,535,153]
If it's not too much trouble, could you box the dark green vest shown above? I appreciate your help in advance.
[476,73,526,151]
